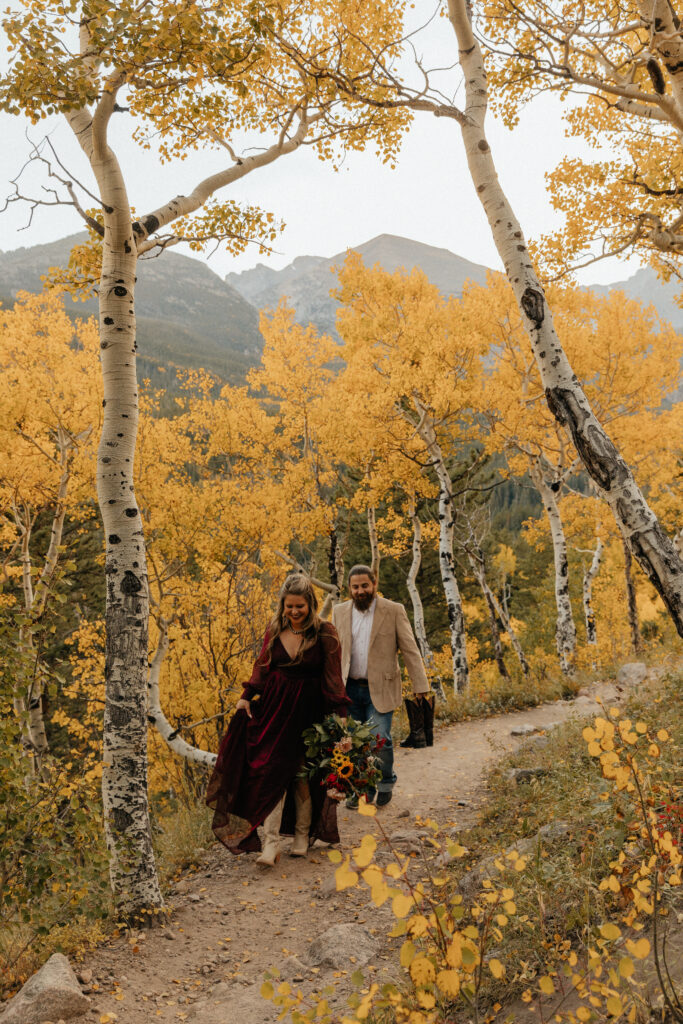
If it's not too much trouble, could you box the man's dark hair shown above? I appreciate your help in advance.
[348,564,376,583]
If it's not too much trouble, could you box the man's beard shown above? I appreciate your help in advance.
[352,592,375,611]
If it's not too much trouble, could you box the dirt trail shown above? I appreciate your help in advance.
[80,686,619,1024]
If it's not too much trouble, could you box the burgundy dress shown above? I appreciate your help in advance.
[206,621,350,853]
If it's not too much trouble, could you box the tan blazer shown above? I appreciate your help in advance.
[332,597,430,714]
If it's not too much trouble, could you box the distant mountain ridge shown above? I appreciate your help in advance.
[2,232,681,388]
[589,266,683,328]
[226,233,494,335]
[0,234,263,385]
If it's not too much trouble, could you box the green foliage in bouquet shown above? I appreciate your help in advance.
[299,714,383,800]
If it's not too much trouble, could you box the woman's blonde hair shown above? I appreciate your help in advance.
[263,573,321,664]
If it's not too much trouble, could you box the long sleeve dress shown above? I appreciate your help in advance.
[206,620,350,853]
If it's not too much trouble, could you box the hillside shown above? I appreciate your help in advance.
[0,235,264,385]
[590,265,683,329]
[3,233,682,387]
[226,233,494,334]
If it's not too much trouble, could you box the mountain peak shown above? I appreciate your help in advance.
[227,235,494,333]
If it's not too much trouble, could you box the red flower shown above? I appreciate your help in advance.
[375,735,387,750]
[326,773,338,784]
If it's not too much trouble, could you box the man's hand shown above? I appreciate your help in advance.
[236,698,252,718]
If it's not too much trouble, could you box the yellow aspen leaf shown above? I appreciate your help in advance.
[335,859,359,892]
[417,991,436,1009]
[328,849,343,864]
[392,892,413,918]
[495,914,508,926]
[408,915,429,937]
[362,865,382,887]
[409,955,435,987]
[635,722,647,734]
[446,842,467,858]
[583,727,597,742]
[386,863,402,879]
[436,970,461,997]
[587,741,602,757]
[504,900,516,914]
[446,938,463,968]
[353,834,377,868]
[656,730,669,741]
[461,944,479,969]
[606,996,623,1016]
[261,981,274,999]
[576,1008,591,1021]
[539,976,555,995]
[599,923,621,941]
[277,982,292,995]
[618,957,634,978]
[648,744,660,757]
[625,938,650,959]
[400,940,416,967]
[358,797,377,817]
[370,882,390,907]
[489,958,505,979]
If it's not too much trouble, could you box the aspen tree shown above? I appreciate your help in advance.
[280,0,683,636]
[1,0,407,916]
[469,273,682,671]
[0,293,99,776]
[334,255,489,690]
[481,1,683,278]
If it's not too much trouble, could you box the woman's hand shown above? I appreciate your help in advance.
[236,698,252,718]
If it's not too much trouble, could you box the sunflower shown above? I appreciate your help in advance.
[337,758,354,779]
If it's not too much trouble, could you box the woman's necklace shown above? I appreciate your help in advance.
[289,626,306,636]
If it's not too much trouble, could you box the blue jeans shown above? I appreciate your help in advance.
[346,679,396,793]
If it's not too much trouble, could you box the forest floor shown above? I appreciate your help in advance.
[72,676,639,1024]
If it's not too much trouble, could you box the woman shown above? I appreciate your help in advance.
[206,574,350,866]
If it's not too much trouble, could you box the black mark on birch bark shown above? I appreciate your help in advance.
[521,288,545,327]
[121,570,142,594]
[545,388,621,491]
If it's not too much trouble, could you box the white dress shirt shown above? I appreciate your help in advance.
[348,598,377,679]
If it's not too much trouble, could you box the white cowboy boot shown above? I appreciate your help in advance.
[256,795,285,867]
[290,787,312,857]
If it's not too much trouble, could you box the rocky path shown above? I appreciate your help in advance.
[66,684,625,1024]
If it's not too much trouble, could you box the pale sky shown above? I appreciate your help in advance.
[0,17,635,288]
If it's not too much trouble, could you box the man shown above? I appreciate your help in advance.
[332,564,430,808]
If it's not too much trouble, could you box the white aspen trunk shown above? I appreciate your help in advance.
[367,506,380,584]
[467,552,507,678]
[530,460,577,675]
[484,587,508,679]
[12,507,39,765]
[639,1,683,120]
[66,91,163,917]
[621,532,642,655]
[467,549,531,676]
[406,502,445,700]
[412,403,469,691]
[582,539,603,647]
[147,619,217,767]
[445,0,683,637]
[674,528,683,559]
[11,428,81,775]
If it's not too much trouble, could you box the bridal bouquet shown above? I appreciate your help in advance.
[299,714,383,801]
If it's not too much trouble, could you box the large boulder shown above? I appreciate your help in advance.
[305,923,379,969]
[616,662,647,688]
[0,954,90,1024]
